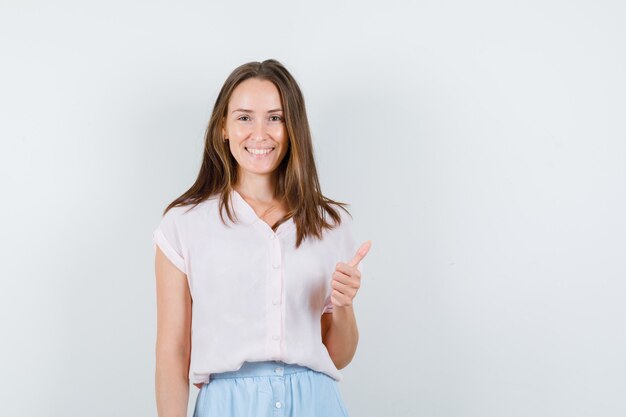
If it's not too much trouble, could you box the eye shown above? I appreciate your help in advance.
[237,115,251,121]
[270,115,283,122]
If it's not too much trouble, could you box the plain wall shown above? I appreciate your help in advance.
[1,0,624,416]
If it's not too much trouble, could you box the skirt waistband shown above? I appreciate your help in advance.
[210,361,313,380]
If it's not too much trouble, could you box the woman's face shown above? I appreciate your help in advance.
[222,78,289,180]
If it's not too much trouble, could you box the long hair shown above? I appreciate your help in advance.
[161,59,350,248]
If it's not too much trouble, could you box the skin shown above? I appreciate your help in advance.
[155,77,371,417]
[155,247,192,417]
[222,77,290,219]
[321,241,371,369]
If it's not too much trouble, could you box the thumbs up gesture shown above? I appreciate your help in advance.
[331,240,372,309]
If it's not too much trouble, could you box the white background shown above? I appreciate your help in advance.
[1,1,625,416]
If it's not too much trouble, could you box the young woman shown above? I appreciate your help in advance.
[153,59,371,417]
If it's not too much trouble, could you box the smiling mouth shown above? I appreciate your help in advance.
[245,147,275,156]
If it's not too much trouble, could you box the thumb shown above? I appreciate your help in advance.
[349,240,372,268]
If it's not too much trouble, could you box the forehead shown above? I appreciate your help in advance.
[229,78,282,110]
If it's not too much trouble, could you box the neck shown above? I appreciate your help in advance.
[235,171,277,204]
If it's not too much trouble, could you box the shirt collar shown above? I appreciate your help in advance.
[230,188,258,224]
[230,188,296,235]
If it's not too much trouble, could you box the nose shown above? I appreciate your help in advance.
[251,118,267,140]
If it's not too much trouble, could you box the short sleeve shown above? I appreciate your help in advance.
[323,208,363,314]
[153,208,187,274]
[323,293,334,314]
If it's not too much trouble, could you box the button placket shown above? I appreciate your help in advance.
[268,234,283,355]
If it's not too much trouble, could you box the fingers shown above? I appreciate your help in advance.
[332,277,357,293]
[332,268,358,285]
[334,263,361,281]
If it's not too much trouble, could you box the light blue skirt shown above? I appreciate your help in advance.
[192,360,350,417]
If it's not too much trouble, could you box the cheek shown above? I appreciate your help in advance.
[230,125,249,137]
[274,126,288,143]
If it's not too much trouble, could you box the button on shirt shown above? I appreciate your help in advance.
[152,189,360,386]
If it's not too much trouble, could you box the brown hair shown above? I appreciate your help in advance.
[161,59,351,248]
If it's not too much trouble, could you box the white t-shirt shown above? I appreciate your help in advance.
[152,189,359,386]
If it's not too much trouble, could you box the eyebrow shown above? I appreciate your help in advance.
[231,108,283,114]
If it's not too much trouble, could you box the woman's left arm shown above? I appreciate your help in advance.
[321,240,371,369]
[322,305,359,369]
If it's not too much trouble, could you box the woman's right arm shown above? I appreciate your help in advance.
[155,246,192,417]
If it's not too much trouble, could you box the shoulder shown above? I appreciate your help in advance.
[160,196,219,226]
[320,202,354,243]
[327,202,353,228]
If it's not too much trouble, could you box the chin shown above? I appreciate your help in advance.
[239,165,279,176]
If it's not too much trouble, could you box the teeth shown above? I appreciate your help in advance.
[246,148,274,155]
